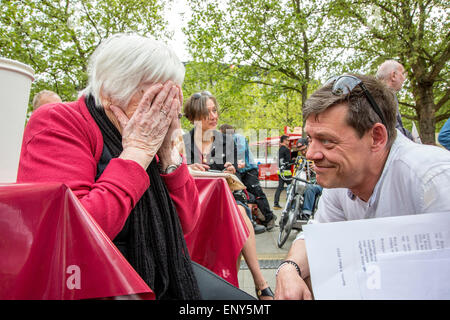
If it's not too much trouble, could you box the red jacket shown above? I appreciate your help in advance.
[17,96,200,240]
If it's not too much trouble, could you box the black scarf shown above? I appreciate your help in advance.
[85,95,200,300]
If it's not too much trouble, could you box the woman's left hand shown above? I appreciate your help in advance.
[157,85,184,170]
[223,162,236,174]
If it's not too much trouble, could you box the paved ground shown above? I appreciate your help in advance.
[237,186,301,299]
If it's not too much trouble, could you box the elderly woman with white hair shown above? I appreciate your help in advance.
[17,34,201,299]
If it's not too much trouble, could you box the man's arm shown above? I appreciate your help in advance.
[275,189,346,300]
[275,239,313,300]
[279,146,291,167]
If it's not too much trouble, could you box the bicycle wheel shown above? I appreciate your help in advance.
[277,197,298,248]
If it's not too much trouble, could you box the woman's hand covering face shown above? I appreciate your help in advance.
[110,80,180,169]
[157,85,185,169]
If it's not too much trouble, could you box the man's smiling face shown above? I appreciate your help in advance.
[305,103,374,190]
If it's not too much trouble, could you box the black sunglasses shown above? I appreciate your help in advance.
[192,90,212,99]
[325,75,387,127]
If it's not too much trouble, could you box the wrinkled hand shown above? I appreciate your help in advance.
[188,163,210,171]
[223,162,236,174]
[111,81,179,170]
[157,85,184,170]
[274,265,312,300]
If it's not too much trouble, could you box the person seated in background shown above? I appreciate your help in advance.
[275,74,450,300]
[183,91,274,300]
[438,117,450,151]
[18,34,202,300]
[295,138,322,218]
[219,123,276,231]
[32,90,62,111]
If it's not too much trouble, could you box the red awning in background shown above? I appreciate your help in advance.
[250,134,302,147]
[250,126,302,147]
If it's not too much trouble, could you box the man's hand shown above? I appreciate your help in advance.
[274,239,312,300]
[275,264,312,300]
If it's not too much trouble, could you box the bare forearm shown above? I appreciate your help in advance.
[286,239,310,279]
[275,239,312,300]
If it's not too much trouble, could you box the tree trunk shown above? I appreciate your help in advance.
[413,84,436,145]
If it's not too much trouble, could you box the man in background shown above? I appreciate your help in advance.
[438,117,450,151]
[219,124,276,231]
[273,135,292,210]
[376,60,414,140]
[32,90,62,111]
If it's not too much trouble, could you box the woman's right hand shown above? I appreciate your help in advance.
[110,81,179,170]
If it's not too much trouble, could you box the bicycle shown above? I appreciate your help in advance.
[277,156,321,248]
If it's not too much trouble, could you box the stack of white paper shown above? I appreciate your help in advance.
[303,212,450,300]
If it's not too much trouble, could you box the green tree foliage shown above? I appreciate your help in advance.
[0,0,169,113]
[185,0,335,132]
[186,0,449,143]
[329,0,450,144]
[182,61,304,132]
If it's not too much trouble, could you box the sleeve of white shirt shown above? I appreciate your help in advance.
[420,162,450,213]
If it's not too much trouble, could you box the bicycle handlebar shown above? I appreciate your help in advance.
[292,176,315,184]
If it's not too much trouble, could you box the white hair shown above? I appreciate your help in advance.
[376,60,402,81]
[81,33,185,107]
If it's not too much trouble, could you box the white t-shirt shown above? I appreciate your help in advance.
[296,131,450,240]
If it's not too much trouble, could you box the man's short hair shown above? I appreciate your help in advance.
[376,60,402,81]
[32,90,61,110]
[303,74,397,147]
[280,135,289,144]
[219,124,235,134]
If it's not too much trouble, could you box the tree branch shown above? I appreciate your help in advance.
[80,0,103,39]
[436,89,450,112]
[436,112,450,123]
[239,76,302,94]
[398,100,417,110]
[401,114,419,121]
[427,32,450,82]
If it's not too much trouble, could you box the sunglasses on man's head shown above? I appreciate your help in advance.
[192,90,212,99]
[325,75,387,127]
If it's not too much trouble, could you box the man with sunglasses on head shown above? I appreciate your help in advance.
[376,60,414,141]
[275,74,450,300]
